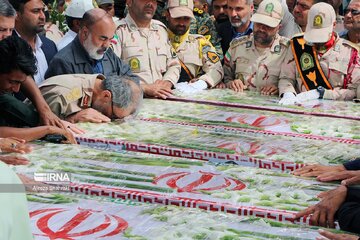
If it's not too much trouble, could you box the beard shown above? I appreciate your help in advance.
[83,34,107,60]
[230,14,250,28]
[216,14,229,24]
[254,31,274,46]
[171,24,188,35]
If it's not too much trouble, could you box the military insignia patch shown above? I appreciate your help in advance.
[207,51,220,63]
[129,57,140,72]
[245,41,252,48]
[171,47,177,58]
[334,44,340,52]
[174,35,181,43]
[313,15,323,27]
[300,53,314,71]
[265,3,274,13]
[274,45,281,53]
[65,88,81,102]
[198,25,209,35]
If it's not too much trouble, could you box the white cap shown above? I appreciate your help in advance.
[250,0,283,28]
[168,0,195,19]
[65,0,94,18]
[304,2,336,43]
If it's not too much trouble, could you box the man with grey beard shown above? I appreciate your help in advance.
[223,0,289,94]
[44,8,141,86]
[217,0,254,55]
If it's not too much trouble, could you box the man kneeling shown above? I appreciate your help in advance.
[39,74,143,123]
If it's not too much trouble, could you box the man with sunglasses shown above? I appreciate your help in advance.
[38,74,143,123]
[341,0,360,45]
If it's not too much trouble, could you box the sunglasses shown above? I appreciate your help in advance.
[344,9,360,16]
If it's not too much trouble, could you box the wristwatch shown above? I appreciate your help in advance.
[316,86,325,99]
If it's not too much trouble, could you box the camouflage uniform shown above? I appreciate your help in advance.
[113,14,181,85]
[171,33,224,87]
[223,34,290,91]
[190,10,223,61]
[279,34,360,100]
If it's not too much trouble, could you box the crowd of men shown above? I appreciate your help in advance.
[0,0,359,238]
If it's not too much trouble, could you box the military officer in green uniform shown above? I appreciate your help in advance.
[190,0,224,60]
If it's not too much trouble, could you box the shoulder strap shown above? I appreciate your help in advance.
[291,35,333,90]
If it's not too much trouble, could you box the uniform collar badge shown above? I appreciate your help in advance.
[174,35,181,43]
[274,45,281,53]
[246,41,252,48]
[130,24,137,31]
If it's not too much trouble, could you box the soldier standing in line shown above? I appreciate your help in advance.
[165,0,224,93]
[114,0,181,99]
[223,0,289,95]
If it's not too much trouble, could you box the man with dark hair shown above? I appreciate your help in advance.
[291,0,318,34]
[0,35,39,127]
[56,0,94,51]
[0,0,16,40]
[9,0,57,85]
[211,0,228,24]
[96,0,115,16]
[45,8,141,86]
[39,74,143,123]
[0,36,39,128]
[0,35,77,139]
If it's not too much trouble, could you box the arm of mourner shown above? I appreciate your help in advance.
[223,49,236,84]
[293,164,346,177]
[0,126,76,144]
[316,229,359,240]
[198,41,224,87]
[294,185,347,228]
[141,82,172,99]
[66,108,111,124]
[20,76,64,129]
[278,46,298,96]
[161,44,181,86]
[0,137,31,154]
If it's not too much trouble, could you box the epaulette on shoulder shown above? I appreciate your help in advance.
[151,19,167,29]
[291,32,304,39]
[342,39,360,51]
[118,19,126,26]
[229,35,249,48]
[279,36,290,47]
[190,34,207,41]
